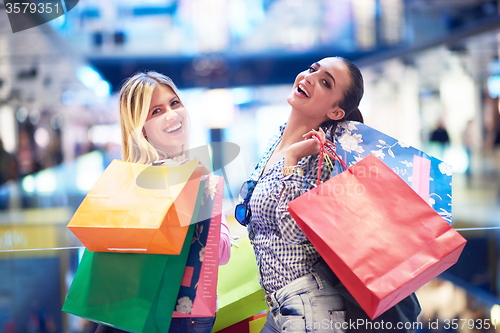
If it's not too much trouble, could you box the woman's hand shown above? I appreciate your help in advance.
[284,128,325,167]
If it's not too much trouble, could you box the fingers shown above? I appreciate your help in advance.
[315,127,326,141]
[303,128,326,143]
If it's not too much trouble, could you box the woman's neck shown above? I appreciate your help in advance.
[280,111,324,149]
[159,145,185,160]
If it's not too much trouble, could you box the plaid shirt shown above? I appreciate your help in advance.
[248,124,335,293]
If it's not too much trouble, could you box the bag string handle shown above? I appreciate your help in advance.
[312,135,348,187]
[313,135,325,187]
[324,140,348,170]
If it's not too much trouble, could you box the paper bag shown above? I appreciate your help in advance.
[173,176,224,318]
[213,237,267,331]
[67,159,204,254]
[62,225,196,333]
[288,154,466,319]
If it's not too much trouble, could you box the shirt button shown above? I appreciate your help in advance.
[266,296,272,302]
[269,302,274,307]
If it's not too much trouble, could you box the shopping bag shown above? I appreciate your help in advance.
[248,314,267,333]
[67,159,205,254]
[213,237,267,332]
[173,176,224,318]
[62,223,196,333]
[288,153,466,320]
[333,121,452,224]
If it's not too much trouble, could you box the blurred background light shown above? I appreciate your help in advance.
[487,75,500,98]
[35,169,57,194]
[50,114,64,130]
[34,127,50,148]
[75,150,104,192]
[491,304,500,325]
[230,87,254,105]
[93,80,111,98]
[77,66,102,89]
[62,90,76,105]
[29,110,41,125]
[202,89,235,129]
[15,106,28,123]
[352,0,377,50]
[0,105,16,153]
[22,175,35,194]
[88,124,121,145]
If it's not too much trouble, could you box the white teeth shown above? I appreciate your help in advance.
[165,123,182,133]
[298,84,310,97]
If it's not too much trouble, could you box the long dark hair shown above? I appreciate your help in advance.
[320,57,364,136]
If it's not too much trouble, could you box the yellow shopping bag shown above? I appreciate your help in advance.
[213,237,267,331]
[67,159,205,254]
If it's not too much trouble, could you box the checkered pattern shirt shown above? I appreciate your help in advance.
[248,124,335,293]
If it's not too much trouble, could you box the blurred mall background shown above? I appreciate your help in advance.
[1,0,500,332]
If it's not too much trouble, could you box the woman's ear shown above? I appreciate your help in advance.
[327,107,345,121]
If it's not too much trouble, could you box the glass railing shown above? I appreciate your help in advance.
[0,150,106,333]
[0,150,107,252]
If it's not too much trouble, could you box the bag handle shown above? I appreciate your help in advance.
[312,135,348,187]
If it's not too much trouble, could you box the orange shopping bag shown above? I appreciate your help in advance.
[288,150,466,320]
[67,159,205,254]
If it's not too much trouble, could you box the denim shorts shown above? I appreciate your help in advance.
[260,271,346,333]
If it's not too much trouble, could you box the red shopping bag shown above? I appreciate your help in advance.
[288,147,466,320]
[173,176,224,318]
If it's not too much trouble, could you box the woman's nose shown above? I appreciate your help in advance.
[165,110,176,121]
[304,72,314,85]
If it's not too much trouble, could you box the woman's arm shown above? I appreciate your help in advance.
[275,170,309,245]
[274,129,326,244]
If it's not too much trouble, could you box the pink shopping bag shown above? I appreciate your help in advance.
[173,176,223,317]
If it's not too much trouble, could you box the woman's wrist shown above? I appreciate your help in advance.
[283,149,304,176]
[282,165,304,177]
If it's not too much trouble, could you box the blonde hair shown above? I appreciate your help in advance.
[118,71,186,165]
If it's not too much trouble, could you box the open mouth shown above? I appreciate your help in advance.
[165,122,182,133]
[297,84,310,98]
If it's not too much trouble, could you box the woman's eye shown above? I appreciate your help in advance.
[322,79,331,89]
[308,66,316,73]
[171,100,179,107]
[152,108,162,115]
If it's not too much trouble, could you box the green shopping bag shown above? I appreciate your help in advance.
[63,178,207,332]
[62,224,195,333]
[213,236,267,332]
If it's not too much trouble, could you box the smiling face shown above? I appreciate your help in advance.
[287,57,352,122]
[143,84,188,157]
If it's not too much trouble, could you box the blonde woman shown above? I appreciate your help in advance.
[96,71,231,333]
